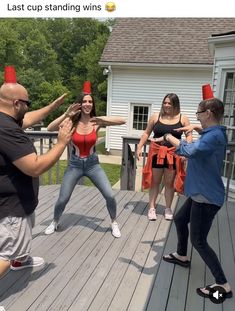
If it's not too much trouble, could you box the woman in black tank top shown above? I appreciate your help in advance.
[152,113,183,148]
[137,93,192,221]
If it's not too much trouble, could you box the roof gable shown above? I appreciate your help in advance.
[101,18,235,65]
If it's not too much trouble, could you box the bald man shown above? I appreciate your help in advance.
[0,82,74,278]
[0,83,68,130]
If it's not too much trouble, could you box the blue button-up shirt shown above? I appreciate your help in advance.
[176,125,227,206]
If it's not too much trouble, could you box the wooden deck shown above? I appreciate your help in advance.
[0,185,234,311]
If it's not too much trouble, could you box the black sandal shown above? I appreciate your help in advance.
[196,285,233,299]
[162,253,190,268]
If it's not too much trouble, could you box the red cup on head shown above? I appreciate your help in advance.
[83,81,91,94]
[202,84,214,100]
[4,66,17,83]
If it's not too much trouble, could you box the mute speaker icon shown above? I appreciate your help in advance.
[212,290,220,300]
[209,286,227,304]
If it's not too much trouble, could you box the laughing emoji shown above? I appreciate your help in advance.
[105,2,116,12]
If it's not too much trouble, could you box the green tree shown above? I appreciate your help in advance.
[0,20,26,68]
[36,80,71,125]
[24,29,61,81]
[0,18,110,116]
[73,33,109,114]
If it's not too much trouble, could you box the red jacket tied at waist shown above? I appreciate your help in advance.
[142,141,185,193]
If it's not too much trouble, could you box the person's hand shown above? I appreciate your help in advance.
[174,125,195,135]
[65,103,81,118]
[53,93,68,107]
[57,118,74,145]
[180,156,188,170]
[136,147,142,161]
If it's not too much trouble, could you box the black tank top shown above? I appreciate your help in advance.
[153,114,183,147]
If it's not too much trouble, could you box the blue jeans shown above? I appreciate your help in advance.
[53,153,117,222]
[174,197,227,284]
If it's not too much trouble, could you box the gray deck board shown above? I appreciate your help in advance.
[108,193,171,311]
[0,186,234,311]
[129,194,179,311]
[204,213,222,311]
[43,191,142,311]
[217,202,235,311]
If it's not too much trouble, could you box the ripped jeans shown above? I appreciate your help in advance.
[53,153,117,222]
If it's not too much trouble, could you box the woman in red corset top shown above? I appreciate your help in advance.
[44,88,125,238]
[137,93,192,221]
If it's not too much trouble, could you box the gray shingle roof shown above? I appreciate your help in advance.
[100,18,235,65]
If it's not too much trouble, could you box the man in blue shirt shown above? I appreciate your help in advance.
[155,97,232,299]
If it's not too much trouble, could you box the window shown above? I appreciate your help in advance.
[222,72,235,181]
[223,72,235,141]
[132,105,149,132]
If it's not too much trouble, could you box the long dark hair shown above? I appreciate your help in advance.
[71,92,96,126]
[160,93,180,116]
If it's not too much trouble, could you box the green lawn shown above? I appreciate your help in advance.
[96,141,106,155]
[41,160,120,187]
[98,131,106,138]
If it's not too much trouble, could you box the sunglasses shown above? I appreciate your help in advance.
[195,110,207,115]
[17,99,31,107]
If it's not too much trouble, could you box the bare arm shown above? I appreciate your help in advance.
[165,134,180,148]
[136,114,156,160]
[13,119,74,177]
[47,114,68,131]
[47,103,81,131]
[22,93,68,130]
[153,134,181,148]
[90,116,126,127]
[181,115,193,143]
[174,123,202,135]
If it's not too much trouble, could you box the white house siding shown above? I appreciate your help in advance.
[105,66,212,152]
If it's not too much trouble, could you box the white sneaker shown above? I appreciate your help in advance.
[148,208,157,221]
[164,208,173,220]
[11,256,45,271]
[111,221,121,238]
[0,306,6,311]
[44,220,58,235]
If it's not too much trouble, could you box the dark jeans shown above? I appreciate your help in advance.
[174,197,227,284]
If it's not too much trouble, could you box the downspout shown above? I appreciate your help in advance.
[106,65,112,153]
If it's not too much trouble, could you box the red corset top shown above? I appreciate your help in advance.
[72,129,97,158]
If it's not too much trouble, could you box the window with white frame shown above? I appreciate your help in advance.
[222,71,235,181]
[223,71,235,141]
[131,104,150,133]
